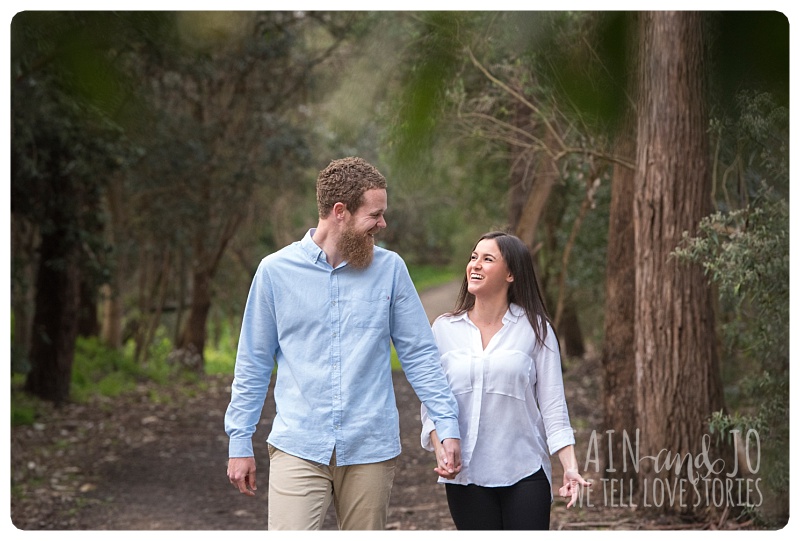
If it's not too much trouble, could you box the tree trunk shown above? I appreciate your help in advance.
[633,11,725,514]
[506,109,586,356]
[175,265,212,371]
[141,250,172,364]
[10,217,38,373]
[601,125,637,487]
[558,301,585,358]
[133,245,155,363]
[537,190,586,358]
[173,249,187,346]
[511,121,560,250]
[101,178,126,349]
[173,206,243,371]
[25,224,81,405]
[100,283,123,349]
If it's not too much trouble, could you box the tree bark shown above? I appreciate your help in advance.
[133,245,155,363]
[511,119,560,250]
[101,178,126,349]
[100,283,123,349]
[174,204,243,371]
[10,218,38,372]
[141,250,172,364]
[176,265,212,370]
[601,124,637,486]
[633,11,725,513]
[557,301,585,358]
[25,212,81,405]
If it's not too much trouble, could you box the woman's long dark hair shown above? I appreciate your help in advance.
[450,231,553,348]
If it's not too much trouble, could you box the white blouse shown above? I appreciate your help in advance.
[420,303,575,489]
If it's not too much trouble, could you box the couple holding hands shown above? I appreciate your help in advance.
[225,157,590,530]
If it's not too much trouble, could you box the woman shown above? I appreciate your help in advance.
[421,231,591,530]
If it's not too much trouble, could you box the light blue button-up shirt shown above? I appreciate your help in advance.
[225,228,460,466]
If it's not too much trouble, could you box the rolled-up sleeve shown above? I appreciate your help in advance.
[534,327,575,455]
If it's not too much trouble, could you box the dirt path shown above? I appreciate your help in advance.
[420,279,461,323]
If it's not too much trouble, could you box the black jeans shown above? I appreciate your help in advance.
[444,468,552,530]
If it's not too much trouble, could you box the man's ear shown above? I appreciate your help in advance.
[332,202,347,220]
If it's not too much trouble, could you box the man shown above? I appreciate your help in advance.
[225,157,461,530]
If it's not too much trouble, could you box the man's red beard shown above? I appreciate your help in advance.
[338,223,375,269]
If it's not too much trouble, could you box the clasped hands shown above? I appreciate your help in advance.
[431,437,462,480]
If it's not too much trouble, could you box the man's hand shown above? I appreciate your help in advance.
[227,456,257,496]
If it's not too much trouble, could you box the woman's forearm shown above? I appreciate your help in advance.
[556,445,579,472]
[430,429,443,453]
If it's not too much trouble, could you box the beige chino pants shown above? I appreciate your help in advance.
[267,444,397,530]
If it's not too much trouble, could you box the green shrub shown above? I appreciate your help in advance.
[205,342,237,376]
[71,334,180,402]
[10,400,37,427]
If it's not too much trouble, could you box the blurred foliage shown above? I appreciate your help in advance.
[388,12,475,170]
[10,12,143,281]
[10,12,161,401]
[672,91,788,525]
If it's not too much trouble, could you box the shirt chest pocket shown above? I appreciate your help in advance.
[485,351,532,401]
[351,288,390,329]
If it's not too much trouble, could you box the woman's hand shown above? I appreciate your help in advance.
[558,468,592,509]
[430,430,460,480]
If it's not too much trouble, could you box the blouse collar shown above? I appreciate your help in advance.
[448,303,525,325]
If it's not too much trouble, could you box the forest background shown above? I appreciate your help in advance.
[6,9,792,529]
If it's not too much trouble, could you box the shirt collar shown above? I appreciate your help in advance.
[300,228,325,264]
[505,303,525,323]
[450,303,525,324]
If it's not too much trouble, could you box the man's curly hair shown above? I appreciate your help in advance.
[316,157,387,218]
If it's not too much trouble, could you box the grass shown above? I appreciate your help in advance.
[407,264,461,291]
[10,334,193,427]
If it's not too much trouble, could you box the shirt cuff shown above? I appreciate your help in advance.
[433,419,460,443]
[229,437,255,458]
[420,417,436,451]
[547,427,576,456]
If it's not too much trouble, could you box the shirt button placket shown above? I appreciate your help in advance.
[331,273,342,437]
[467,327,483,456]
